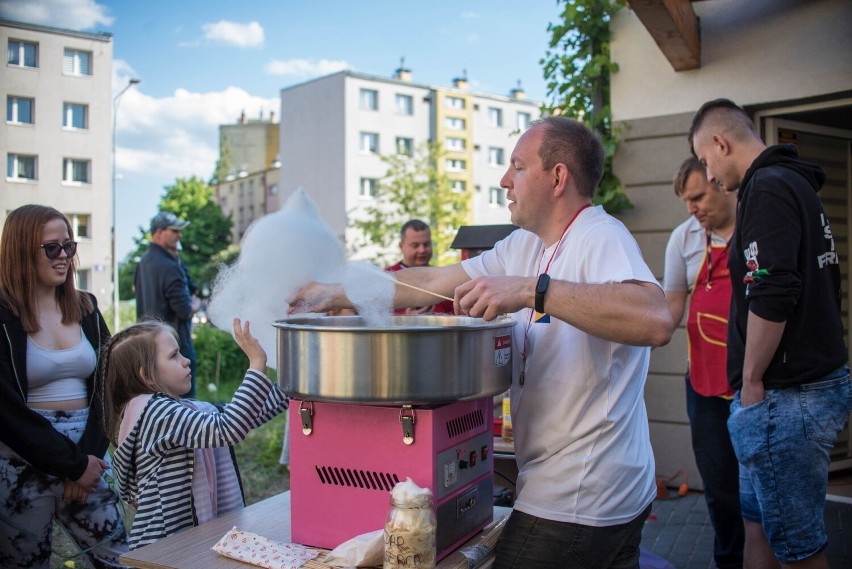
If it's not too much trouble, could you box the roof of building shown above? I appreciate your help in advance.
[0,18,113,42]
[450,224,518,250]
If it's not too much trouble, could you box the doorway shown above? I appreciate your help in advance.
[762,114,852,472]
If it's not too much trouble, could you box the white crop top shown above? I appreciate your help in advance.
[26,330,94,403]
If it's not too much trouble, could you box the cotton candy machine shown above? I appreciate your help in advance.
[274,315,515,560]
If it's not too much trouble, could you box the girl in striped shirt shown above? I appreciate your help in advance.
[102,319,288,549]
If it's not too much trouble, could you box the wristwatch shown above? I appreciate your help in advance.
[535,273,551,314]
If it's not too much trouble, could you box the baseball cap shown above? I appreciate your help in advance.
[150,211,190,232]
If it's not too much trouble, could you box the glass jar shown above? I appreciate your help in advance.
[383,493,437,569]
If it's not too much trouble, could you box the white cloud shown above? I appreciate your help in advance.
[201,20,265,48]
[264,58,350,78]
[115,84,279,180]
[0,0,113,30]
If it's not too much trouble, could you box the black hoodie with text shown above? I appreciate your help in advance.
[727,144,847,390]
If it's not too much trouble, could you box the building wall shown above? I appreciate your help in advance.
[220,117,279,175]
[610,0,852,486]
[611,0,852,122]
[0,19,113,308]
[280,73,348,241]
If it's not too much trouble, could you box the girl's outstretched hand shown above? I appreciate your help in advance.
[233,318,268,371]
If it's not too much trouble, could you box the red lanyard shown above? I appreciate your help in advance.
[519,204,591,387]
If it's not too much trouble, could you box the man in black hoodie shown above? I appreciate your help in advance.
[689,99,850,569]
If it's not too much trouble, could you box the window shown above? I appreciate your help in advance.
[489,187,506,206]
[360,177,378,199]
[487,107,503,127]
[445,137,466,151]
[63,48,92,76]
[517,112,531,131]
[7,154,36,180]
[76,269,90,291]
[249,180,255,195]
[445,96,465,110]
[452,180,467,193]
[62,158,90,184]
[488,147,505,167]
[359,88,378,110]
[445,117,465,131]
[63,103,88,129]
[395,94,413,115]
[68,213,90,238]
[396,137,414,156]
[445,159,466,172]
[7,40,37,68]
[7,96,34,124]
[360,132,379,153]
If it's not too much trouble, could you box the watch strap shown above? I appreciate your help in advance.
[535,273,550,314]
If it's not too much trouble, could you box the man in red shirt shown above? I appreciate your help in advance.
[385,219,454,314]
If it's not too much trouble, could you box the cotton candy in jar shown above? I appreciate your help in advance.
[383,478,436,569]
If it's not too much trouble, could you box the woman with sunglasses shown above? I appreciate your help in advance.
[0,205,128,568]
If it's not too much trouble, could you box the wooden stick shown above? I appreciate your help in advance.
[387,275,455,303]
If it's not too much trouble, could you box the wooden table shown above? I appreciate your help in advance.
[121,491,511,569]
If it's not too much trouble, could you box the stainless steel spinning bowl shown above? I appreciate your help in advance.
[274,315,516,404]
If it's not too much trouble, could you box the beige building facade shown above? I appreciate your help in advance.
[1,19,113,308]
[610,0,852,485]
[214,113,281,243]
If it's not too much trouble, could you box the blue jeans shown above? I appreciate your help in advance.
[684,375,744,569]
[727,368,852,564]
[493,505,651,569]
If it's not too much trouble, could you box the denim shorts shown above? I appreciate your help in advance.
[727,367,852,564]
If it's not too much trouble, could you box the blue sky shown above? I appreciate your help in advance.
[1,0,561,258]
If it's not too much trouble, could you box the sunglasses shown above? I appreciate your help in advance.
[40,241,78,260]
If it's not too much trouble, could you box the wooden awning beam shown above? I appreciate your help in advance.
[628,0,701,71]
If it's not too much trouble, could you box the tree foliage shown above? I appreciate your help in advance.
[541,0,632,213]
[118,176,233,299]
[351,142,469,266]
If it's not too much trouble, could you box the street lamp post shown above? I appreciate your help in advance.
[112,78,140,333]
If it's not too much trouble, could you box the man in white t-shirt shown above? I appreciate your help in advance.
[290,116,673,568]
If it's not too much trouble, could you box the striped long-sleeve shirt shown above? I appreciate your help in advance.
[113,369,288,549]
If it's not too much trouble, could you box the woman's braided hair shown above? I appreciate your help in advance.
[100,320,177,446]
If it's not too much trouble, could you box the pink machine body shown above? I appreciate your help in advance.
[289,398,494,560]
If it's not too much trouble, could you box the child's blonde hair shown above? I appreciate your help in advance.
[101,320,180,446]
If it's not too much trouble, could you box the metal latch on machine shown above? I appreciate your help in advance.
[299,400,314,435]
[399,405,416,445]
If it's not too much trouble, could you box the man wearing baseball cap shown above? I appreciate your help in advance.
[134,211,201,397]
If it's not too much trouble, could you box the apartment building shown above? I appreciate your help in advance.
[214,112,281,243]
[1,19,113,307]
[278,68,540,259]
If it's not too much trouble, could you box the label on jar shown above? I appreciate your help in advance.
[383,526,436,568]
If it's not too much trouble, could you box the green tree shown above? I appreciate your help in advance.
[541,0,632,213]
[351,142,469,266]
[119,176,233,300]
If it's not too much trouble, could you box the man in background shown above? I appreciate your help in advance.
[690,98,850,569]
[385,219,454,315]
[663,156,743,569]
[135,211,201,397]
